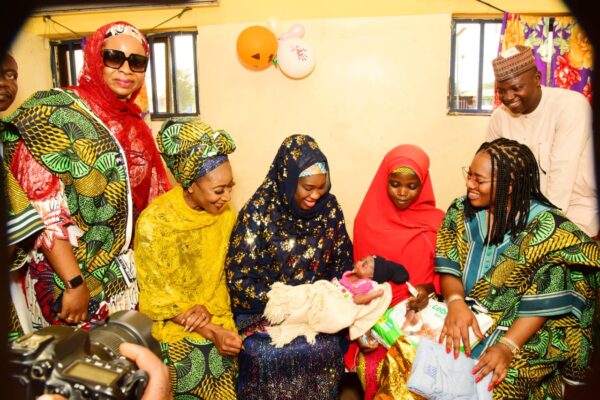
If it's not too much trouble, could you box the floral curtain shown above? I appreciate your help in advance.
[498,13,593,104]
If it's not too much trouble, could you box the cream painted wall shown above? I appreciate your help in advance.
[197,14,487,236]
[5,32,52,116]
[20,0,570,32]
[7,0,569,116]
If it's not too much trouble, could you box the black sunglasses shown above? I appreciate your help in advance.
[102,49,149,73]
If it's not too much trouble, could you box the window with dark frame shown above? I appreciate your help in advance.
[49,30,199,118]
[50,39,83,88]
[448,18,502,114]
[146,31,199,118]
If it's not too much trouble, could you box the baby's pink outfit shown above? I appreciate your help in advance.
[332,271,375,300]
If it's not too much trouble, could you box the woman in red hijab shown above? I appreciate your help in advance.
[347,144,445,399]
[75,21,171,214]
[2,21,171,335]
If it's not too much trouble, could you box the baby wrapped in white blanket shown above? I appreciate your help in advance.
[264,255,408,347]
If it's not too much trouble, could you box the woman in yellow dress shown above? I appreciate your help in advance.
[134,118,243,399]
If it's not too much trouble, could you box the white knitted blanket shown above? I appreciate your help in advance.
[263,280,392,348]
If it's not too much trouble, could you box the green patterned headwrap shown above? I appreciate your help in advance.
[392,166,415,175]
[157,118,236,188]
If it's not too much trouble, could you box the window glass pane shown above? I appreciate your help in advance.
[481,23,502,110]
[143,33,199,118]
[174,34,197,114]
[152,41,169,113]
[52,44,70,87]
[65,51,73,85]
[74,49,84,82]
[453,23,481,110]
[144,64,154,113]
[51,41,82,87]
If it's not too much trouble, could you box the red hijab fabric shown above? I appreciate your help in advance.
[353,144,445,306]
[74,21,171,213]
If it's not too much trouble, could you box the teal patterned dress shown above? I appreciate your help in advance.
[435,197,600,399]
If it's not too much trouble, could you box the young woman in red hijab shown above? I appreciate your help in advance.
[2,21,170,335]
[346,144,445,399]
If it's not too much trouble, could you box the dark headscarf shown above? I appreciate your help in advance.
[225,134,353,316]
[269,134,332,219]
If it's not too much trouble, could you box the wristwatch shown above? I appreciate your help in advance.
[66,275,84,289]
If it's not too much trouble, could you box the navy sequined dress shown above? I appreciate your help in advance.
[226,135,354,399]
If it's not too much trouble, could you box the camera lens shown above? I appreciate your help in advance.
[31,363,48,379]
[89,310,160,359]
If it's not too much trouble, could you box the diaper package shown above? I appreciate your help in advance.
[371,297,493,350]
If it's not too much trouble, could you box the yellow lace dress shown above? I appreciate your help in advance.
[134,185,237,399]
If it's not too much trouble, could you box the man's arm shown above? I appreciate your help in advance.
[545,94,592,212]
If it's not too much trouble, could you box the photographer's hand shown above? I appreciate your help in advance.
[119,342,173,400]
[36,326,172,400]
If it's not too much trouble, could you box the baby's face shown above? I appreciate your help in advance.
[353,255,375,279]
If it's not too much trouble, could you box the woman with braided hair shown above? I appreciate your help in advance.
[435,138,599,399]
[135,118,242,399]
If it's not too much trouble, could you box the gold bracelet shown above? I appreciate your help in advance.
[444,294,464,305]
[498,336,520,355]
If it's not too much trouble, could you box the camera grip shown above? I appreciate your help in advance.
[130,368,150,399]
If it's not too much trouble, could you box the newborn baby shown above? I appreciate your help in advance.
[263,254,409,347]
[336,255,409,304]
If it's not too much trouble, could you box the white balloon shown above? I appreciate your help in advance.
[279,23,305,40]
[276,37,316,79]
[287,23,305,38]
[266,16,283,38]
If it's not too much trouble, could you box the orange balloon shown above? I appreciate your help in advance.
[236,25,278,71]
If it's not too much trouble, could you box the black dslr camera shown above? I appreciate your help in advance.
[8,310,161,400]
